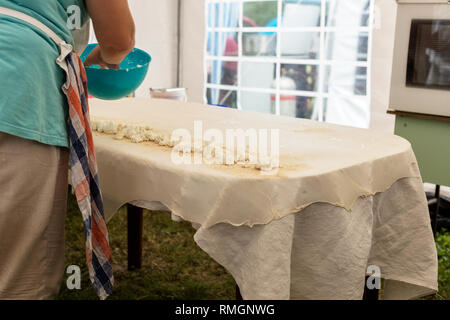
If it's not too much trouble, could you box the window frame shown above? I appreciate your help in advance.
[204,0,374,122]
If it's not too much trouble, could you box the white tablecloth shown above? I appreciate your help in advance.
[125,177,438,300]
[194,177,438,299]
[89,98,438,299]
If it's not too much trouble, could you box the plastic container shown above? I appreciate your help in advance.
[149,88,187,102]
[80,43,151,100]
[271,76,297,117]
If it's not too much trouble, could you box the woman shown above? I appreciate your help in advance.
[0,0,135,299]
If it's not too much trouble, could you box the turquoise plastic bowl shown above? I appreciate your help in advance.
[80,43,151,100]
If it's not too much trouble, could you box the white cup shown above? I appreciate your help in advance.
[150,88,187,102]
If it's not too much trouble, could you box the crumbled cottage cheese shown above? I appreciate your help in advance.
[91,119,179,148]
[90,118,279,172]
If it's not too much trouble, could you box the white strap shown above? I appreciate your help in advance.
[0,6,74,90]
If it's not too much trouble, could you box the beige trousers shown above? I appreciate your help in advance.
[0,132,68,299]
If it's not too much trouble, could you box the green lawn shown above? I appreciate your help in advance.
[57,192,235,300]
[432,231,450,300]
[57,192,450,300]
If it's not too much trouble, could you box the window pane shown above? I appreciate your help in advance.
[207,60,238,86]
[241,62,276,89]
[243,1,278,28]
[207,32,239,57]
[296,96,317,119]
[208,2,240,28]
[282,0,321,28]
[242,32,277,57]
[241,91,273,114]
[275,95,318,119]
[325,31,369,62]
[325,0,371,27]
[354,66,368,96]
[281,32,320,58]
[324,65,367,96]
[207,88,238,109]
[280,64,319,92]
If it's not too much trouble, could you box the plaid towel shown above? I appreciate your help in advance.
[64,52,114,300]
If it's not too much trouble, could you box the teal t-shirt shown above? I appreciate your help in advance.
[0,0,89,147]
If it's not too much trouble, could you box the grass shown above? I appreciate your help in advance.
[430,230,450,300]
[56,192,235,300]
[57,192,450,300]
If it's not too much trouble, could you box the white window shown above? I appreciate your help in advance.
[205,0,373,128]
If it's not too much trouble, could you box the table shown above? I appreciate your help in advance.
[90,98,438,299]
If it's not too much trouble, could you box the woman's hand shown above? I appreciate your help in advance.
[84,46,120,69]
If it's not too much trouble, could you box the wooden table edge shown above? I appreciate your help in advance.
[387,110,450,123]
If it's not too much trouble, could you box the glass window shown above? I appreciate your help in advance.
[205,0,373,128]
[207,88,238,109]
[243,1,278,28]
[241,62,276,89]
[240,91,273,114]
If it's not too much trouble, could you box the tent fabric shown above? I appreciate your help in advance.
[207,1,239,104]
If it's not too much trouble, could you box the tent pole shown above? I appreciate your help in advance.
[176,0,182,88]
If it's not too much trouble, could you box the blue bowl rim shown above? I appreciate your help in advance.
[82,43,152,72]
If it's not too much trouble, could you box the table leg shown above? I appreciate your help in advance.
[127,203,143,271]
[236,284,243,300]
[433,185,441,237]
[362,276,379,300]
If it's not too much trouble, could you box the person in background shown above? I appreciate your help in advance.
[0,0,135,299]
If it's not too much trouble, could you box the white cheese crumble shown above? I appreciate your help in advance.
[90,118,279,171]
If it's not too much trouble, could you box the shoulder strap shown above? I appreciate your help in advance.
[0,6,74,89]
[0,6,65,46]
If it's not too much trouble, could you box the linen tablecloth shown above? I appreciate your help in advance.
[89,98,438,299]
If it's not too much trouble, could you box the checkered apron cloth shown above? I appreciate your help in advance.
[0,7,114,300]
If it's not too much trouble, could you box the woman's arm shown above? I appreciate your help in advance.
[84,0,135,68]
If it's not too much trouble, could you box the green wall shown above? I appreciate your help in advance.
[394,116,450,187]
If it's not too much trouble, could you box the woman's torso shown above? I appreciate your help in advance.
[0,0,89,147]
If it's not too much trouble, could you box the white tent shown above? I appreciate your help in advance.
[88,0,397,132]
